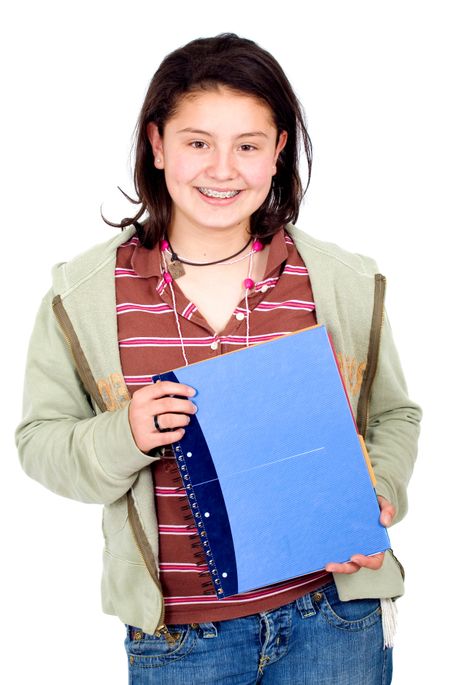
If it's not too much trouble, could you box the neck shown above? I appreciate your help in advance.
[167,221,251,262]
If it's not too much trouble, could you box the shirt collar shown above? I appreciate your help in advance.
[262,228,289,280]
[131,240,163,278]
[130,228,289,280]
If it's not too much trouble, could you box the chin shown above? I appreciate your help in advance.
[199,217,249,232]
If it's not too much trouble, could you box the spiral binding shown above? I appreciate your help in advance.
[172,442,225,597]
[161,449,215,592]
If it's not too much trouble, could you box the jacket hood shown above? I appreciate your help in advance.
[51,223,377,297]
[51,226,136,296]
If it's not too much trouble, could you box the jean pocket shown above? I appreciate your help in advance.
[312,584,382,631]
[125,624,198,668]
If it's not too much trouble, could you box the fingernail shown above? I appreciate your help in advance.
[188,388,196,396]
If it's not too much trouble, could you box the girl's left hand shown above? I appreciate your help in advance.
[325,496,396,574]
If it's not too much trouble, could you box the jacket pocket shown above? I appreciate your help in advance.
[102,549,162,634]
[102,494,128,537]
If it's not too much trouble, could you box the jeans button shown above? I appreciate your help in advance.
[133,630,143,640]
[313,592,323,603]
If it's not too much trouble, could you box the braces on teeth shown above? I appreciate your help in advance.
[198,188,240,199]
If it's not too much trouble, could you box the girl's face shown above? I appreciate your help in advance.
[147,86,287,237]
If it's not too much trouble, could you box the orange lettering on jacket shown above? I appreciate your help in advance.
[97,374,131,411]
[336,353,366,397]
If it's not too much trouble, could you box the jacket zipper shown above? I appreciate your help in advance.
[52,298,80,366]
[52,296,171,639]
[52,295,107,412]
[353,275,406,581]
[356,274,386,438]
[126,491,173,638]
[389,548,406,580]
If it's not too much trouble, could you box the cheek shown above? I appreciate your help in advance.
[165,152,201,185]
[243,157,276,188]
[249,169,275,192]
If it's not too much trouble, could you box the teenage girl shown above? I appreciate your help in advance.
[17,34,421,684]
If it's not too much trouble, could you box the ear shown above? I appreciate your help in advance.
[273,130,288,174]
[146,122,164,168]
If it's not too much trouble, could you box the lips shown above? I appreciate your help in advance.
[197,187,241,199]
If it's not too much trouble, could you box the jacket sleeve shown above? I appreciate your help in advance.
[15,290,159,505]
[365,309,422,523]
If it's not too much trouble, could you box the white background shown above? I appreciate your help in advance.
[2,1,448,682]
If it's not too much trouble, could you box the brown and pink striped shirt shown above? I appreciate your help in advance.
[116,228,332,624]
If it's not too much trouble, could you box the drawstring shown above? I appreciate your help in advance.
[167,277,189,367]
[244,248,255,348]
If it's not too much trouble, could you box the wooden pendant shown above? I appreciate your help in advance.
[168,259,185,279]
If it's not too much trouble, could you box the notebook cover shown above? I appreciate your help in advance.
[153,325,390,598]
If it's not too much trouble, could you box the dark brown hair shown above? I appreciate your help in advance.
[106,33,312,247]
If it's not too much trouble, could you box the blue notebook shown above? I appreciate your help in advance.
[153,325,389,598]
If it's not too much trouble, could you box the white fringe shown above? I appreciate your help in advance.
[380,598,397,649]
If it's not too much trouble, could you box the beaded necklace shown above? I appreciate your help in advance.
[159,237,264,365]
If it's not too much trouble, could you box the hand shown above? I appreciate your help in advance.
[128,381,197,453]
[325,496,396,575]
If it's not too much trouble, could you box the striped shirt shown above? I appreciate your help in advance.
[116,228,332,623]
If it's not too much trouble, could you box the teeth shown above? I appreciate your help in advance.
[198,187,240,199]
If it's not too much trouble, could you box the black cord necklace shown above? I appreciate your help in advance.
[165,236,254,279]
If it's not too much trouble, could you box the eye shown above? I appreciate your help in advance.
[190,140,208,149]
[239,144,257,152]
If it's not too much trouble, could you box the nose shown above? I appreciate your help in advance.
[206,147,237,181]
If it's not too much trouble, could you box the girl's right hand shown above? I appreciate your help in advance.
[128,381,197,453]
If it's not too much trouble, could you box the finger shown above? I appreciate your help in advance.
[152,397,198,416]
[151,381,196,399]
[148,427,187,450]
[350,553,385,570]
[325,561,361,574]
[325,552,385,574]
[152,413,192,432]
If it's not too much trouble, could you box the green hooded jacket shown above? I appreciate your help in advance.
[16,224,421,635]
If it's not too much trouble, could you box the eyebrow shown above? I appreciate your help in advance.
[176,128,269,139]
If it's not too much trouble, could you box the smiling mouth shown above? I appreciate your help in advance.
[197,187,241,199]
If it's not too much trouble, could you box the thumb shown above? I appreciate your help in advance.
[377,495,396,527]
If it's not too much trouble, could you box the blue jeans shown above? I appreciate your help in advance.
[124,582,393,684]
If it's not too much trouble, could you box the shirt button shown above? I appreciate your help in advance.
[235,312,245,321]
[260,285,269,293]
[210,340,219,350]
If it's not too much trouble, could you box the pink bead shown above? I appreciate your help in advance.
[163,271,173,284]
[244,278,255,289]
[160,239,169,251]
[253,240,263,252]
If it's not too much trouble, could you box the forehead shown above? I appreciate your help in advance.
[167,86,277,132]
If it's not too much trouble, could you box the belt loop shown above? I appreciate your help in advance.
[296,591,317,619]
[197,621,218,638]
